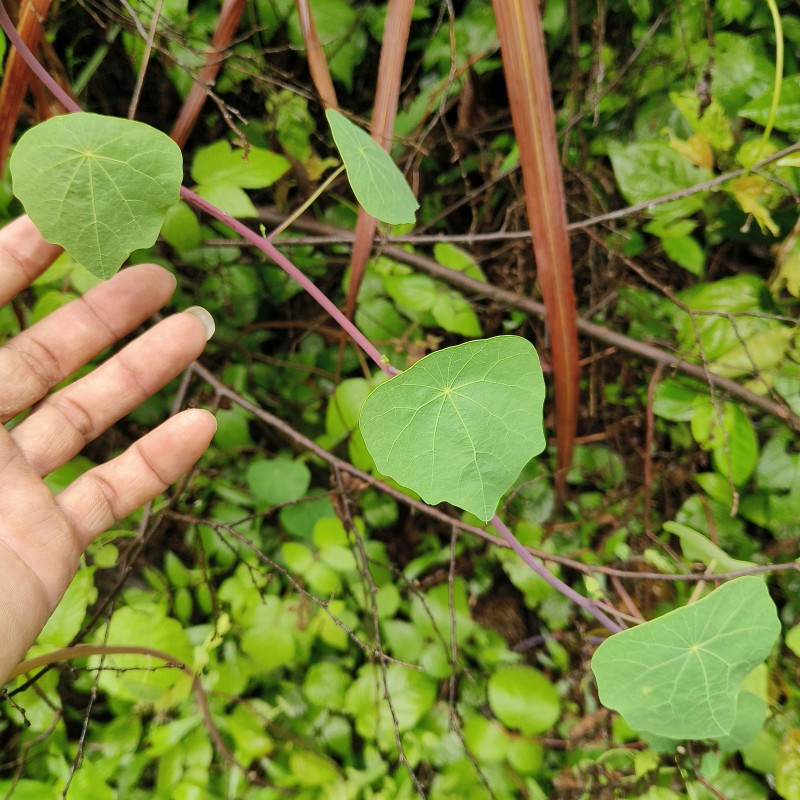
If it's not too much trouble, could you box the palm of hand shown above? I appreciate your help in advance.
[0,216,215,681]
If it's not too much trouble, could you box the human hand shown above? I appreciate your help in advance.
[0,215,216,682]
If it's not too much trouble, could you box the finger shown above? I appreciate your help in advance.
[57,409,217,548]
[0,215,62,305]
[11,309,214,475]
[0,262,177,422]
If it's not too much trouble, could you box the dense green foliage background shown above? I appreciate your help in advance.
[1,0,799,798]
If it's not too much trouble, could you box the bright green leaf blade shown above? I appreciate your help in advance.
[432,291,483,336]
[246,458,311,508]
[326,109,419,224]
[487,665,560,736]
[195,183,258,218]
[607,139,712,220]
[739,78,800,134]
[190,140,290,189]
[10,113,182,279]
[359,336,546,521]
[664,521,758,575]
[592,576,780,741]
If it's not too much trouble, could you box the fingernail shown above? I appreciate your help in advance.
[185,306,215,341]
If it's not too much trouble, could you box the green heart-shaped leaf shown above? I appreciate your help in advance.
[10,113,182,279]
[592,576,780,741]
[359,336,546,521]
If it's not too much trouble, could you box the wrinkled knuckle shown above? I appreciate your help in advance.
[9,335,62,389]
[118,354,151,402]
[80,295,123,340]
[54,395,97,444]
[90,470,126,523]
[136,443,170,488]
[0,243,31,284]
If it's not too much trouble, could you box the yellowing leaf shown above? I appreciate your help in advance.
[669,132,714,170]
[728,175,779,236]
[773,252,800,298]
[712,326,793,378]
[670,90,735,152]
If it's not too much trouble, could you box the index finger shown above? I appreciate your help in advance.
[0,215,62,305]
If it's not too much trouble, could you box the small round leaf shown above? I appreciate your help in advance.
[487,665,561,735]
[246,458,311,508]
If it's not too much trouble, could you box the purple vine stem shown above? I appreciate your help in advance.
[491,515,623,633]
[0,2,624,635]
[179,188,397,378]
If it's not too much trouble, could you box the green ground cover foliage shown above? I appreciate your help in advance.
[1,0,800,798]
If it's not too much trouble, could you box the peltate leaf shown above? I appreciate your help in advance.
[592,576,780,741]
[359,336,546,521]
[326,109,419,225]
[10,113,182,279]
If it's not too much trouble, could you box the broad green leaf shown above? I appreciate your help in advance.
[687,769,769,800]
[240,600,297,672]
[708,32,775,116]
[246,458,311,507]
[303,662,351,709]
[506,738,543,775]
[345,663,437,742]
[384,272,439,312]
[433,242,486,281]
[487,665,560,736]
[161,201,201,254]
[728,175,779,237]
[786,624,800,658]
[359,336,546,521]
[432,291,483,336]
[279,493,335,538]
[661,234,705,276]
[91,603,194,707]
[670,91,735,152]
[607,139,712,220]
[690,398,759,486]
[772,248,800,297]
[652,380,698,422]
[462,716,509,764]
[712,326,793,380]
[195,183,257,218]
[10,113,182,279]
[740,78,800,134]
[715,691,766,752]
[355,297,408,340]
[325,377,377,438]
[190,140,290,188]
[756,431,800,491]
[289,751,340,787]
[326,109,419,224]
[592,577,780,741]
[696,472,735,506]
